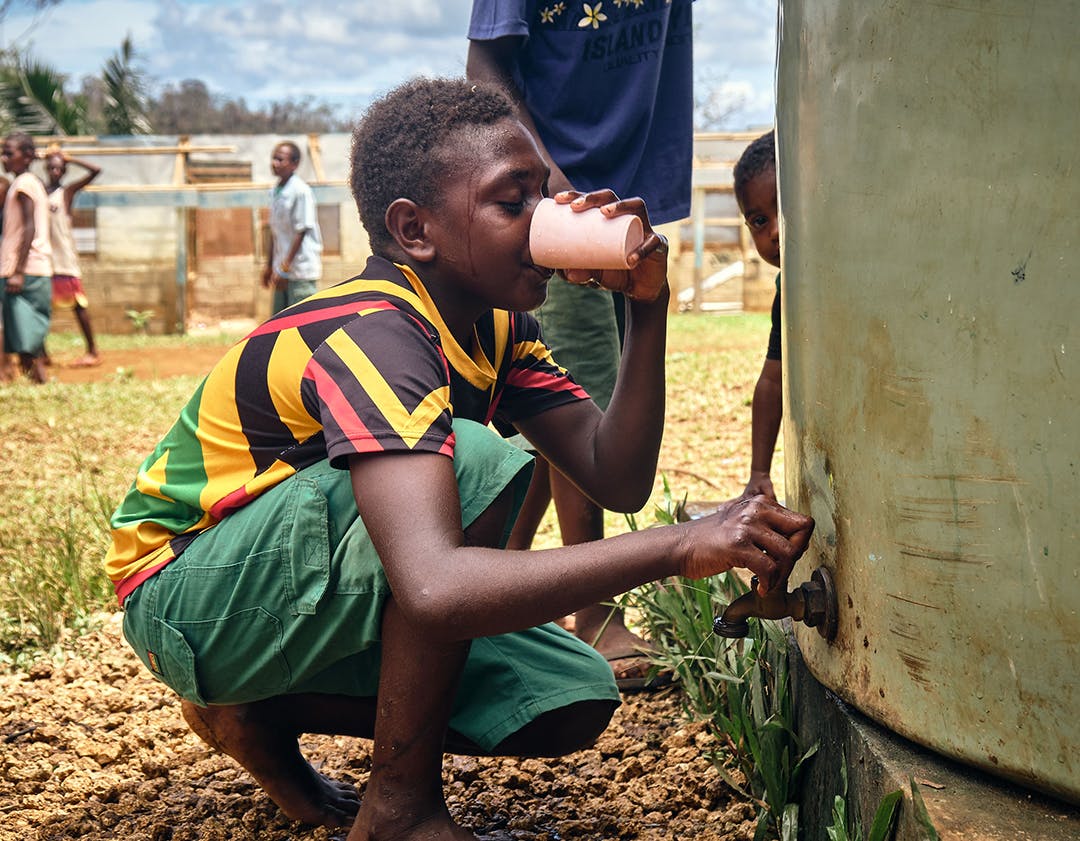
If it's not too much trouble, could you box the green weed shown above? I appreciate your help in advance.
[624,478,815,840]
[124,308,156,334]
[827,762,903,841]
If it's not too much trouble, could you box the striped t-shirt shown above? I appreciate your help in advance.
[105,256,587,601]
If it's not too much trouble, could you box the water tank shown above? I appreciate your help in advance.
[777,0,1078,804]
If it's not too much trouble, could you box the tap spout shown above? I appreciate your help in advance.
[713,566,838,642]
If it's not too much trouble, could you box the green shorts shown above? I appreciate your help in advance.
[0,274,52,354]
[272,277,318,314]
[122,419,619,751]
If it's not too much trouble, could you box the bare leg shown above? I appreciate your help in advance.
[548,469,649,661]
[72,305,100,364]
[505,455,551,550]
[181,696,364,827]
[348,483,523,841]
[20,352,47,384]
[176,487,518,829]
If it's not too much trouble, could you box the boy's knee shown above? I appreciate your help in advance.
[494,699,619,757]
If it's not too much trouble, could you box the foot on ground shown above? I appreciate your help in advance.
[585,623,673,693]
[68,353,101,368]
[348,807,477,841]
[181,700,360,827]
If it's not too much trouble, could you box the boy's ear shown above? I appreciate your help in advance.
[385,198,436,263]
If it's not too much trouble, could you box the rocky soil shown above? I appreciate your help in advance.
[1,614,757,841]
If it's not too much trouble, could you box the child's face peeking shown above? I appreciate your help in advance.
[740,168,780,269]
[424,118,554,313]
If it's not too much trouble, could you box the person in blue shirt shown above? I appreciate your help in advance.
[467,0,694,690]
[263,141,323,314]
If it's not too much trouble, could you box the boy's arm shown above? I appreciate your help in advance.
[278,187,317,276]
[6,191,36,293]
[62,157,101,214]
[515,285,669,514]
[514,192,669,513]
[744,358,783,499]
[348,449,813,642]
[262,215,275,287]
[278,229,307,276]
[467,37,574,196]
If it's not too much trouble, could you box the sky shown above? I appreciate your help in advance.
[0,0,779,130]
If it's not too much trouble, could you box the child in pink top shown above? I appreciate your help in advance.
[1,132,53,383]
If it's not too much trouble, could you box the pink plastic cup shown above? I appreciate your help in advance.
[529,198,645,270]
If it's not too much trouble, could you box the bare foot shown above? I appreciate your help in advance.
[69,353,101,368]
[181,700,360,827]
[348,806,478,841]
[572,605,653,661]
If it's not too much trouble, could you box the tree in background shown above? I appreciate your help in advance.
[0,0,59,22]
[100,35,151,135]
[148,79,351,134]
[0,51,88,134]
[694,67,752,131]
[0,33,151,136]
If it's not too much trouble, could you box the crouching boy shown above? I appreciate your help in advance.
[105,78,814,841]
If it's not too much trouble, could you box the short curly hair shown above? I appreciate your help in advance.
[733,130,776,212]
[350,77,516,254]
[5,131,37,160]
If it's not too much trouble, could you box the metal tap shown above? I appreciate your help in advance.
[713,566,838,642]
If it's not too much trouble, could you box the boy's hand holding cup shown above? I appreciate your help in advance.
[530,190,669,302]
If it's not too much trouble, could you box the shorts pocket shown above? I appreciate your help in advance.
[277,476,331,615]
[162,607,290,705]
[154,620,207,705]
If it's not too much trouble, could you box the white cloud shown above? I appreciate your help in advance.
[0,0,778,129]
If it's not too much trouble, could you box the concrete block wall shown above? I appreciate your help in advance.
[49,263,178,335]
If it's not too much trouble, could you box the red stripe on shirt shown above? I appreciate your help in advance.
[210,484,257,521]
[304,360,384,450]
[510,367,589,397]
[249,300,398,338]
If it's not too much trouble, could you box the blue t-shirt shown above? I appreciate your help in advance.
[469,0,694,225]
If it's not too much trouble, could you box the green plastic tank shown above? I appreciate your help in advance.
[777,0,1079,804]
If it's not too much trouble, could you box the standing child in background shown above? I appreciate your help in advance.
[0,133,52,384]
[45,150,102,367]
[467,0,695,690]
[735,131,784,500]
[0,174,9,379]
[107,79,813,840]
[263,140,322,314]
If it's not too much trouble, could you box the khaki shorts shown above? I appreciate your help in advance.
[536,279,622,411]
[122,418,619,750]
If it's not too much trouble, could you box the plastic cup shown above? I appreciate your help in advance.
[529,198,645,270]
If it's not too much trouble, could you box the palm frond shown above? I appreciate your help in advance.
[101,35,151,135]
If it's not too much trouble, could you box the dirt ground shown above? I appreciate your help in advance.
[43,344,233,385]
[1,615,757,841]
